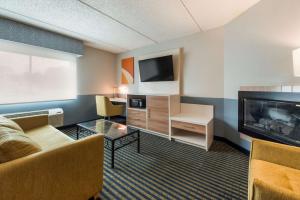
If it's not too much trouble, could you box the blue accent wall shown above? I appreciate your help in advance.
[0,94,250,150]
[0,17,84,55]
[223,99,251,150]
[0,95,99,126]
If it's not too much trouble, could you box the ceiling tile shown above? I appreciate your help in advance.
[0,0,155,53]
[182,0,261,31]
[0,0,262,53]
[80,0,200,42]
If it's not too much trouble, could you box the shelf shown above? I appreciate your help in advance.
[171,114,211,126]
[172,129,206,147]
[127,107,146,112]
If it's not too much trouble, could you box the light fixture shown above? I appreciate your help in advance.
[293,48,300,76]
[118,85,128,98]
[113,86,118,98]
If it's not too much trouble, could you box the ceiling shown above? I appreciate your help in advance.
[0,0,261,53]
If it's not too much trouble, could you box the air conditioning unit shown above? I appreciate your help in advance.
[2,108,64,127]
[48,108,64,127]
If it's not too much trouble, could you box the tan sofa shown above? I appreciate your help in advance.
[248,139,300,200]
[0,114,104,200]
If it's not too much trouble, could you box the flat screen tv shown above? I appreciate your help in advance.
[139,55,174,82]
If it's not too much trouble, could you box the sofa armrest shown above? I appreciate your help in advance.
[251,179,300,200]
[0,134,104,200]
[12,114,49,131]
[251,139,300,170]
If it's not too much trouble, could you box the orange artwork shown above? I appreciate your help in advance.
[121,57,134,84]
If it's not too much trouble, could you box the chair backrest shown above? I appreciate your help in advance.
[95,96,112,117]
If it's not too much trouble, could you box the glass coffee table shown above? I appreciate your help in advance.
[76,119,140,168]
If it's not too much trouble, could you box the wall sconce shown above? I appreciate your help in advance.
[293,48,300,77]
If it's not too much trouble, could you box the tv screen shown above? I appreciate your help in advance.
[139,55,174,82]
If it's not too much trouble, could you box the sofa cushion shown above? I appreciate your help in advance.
[26,125,74,150]
[0,127,41,163]
[0,116,23,132]
[251,159,300,193]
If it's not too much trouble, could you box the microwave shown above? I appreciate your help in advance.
[130,98,146,108]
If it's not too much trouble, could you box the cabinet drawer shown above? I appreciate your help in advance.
[147,96,169,110]
[148,120,169,134]
[148,108,168,121]
[127,109,146,129]
[171,120,206,134]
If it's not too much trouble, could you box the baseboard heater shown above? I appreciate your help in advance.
[2,108,64,127]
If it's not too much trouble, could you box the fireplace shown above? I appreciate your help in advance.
[238,91,300,146]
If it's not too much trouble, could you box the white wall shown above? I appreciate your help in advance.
[113,0,300,149]
[115,0,300,101]
[77,46,117,95]
[224,0,300,99]
[222,0,300,149]
[116,28,224,98]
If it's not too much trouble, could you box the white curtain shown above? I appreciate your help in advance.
[0,42,77,104]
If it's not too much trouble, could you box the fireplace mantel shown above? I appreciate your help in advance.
[240,85,300,93]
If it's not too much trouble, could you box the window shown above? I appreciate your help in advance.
[0,49,77,104]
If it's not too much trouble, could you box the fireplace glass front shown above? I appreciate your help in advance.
[243,98,300,145]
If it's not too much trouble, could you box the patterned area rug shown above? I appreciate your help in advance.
[60,126,249,200]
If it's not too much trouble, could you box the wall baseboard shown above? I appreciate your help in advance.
[214,136,250,155]
[59,120,250,155]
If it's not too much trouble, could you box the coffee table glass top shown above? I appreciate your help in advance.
[77,119,137,140]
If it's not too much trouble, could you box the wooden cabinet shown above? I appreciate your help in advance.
[126,94,180,137]
[147,96,169,134]
[126,94,214,150]
[127,108,146,129]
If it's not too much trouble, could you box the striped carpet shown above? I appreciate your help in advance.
[60,126,249,200]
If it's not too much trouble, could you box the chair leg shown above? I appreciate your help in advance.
[88,195,100,200]
[89,192,101,200]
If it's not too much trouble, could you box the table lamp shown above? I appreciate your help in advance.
[118,85,128,98]
[113,86,118,98]
[293,48,300,77]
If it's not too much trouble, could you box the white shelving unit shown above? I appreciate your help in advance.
[170,103,214,151]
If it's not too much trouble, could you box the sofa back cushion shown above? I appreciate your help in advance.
[0,124,41,163]
[0,116,23,132]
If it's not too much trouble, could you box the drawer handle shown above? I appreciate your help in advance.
[130,118,140,121]
[183,125,195,129]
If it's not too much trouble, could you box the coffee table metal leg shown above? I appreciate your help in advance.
[111,140,115,168]
[137,130,140,153]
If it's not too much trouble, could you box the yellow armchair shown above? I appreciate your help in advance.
[248,139,300,200]
[95,96,124,119]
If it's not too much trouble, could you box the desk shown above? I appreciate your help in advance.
[109,98,127,103]
[110,98,127,117]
